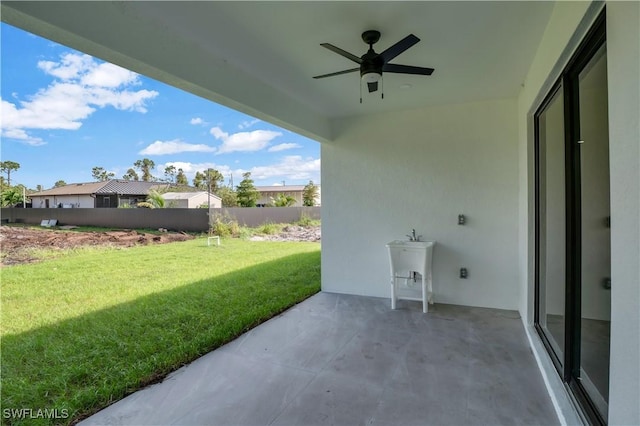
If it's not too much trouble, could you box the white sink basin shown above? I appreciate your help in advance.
[386,240,434,249]
[385,239,436,313]
[385,240,435,273]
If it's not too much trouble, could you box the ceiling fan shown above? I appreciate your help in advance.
[313,30,434,97]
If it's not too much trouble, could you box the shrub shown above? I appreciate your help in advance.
[296,212,320,227]
[255,222,283,235]
[210,214,240,237]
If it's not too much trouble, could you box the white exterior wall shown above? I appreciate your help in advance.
[256,191,304,207]
[517,2,640,424]
[606,3,639,424]
[163,193,222,208]
[322,98,520,310]
[30,195,94,208]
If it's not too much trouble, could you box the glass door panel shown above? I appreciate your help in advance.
[578,44,610,418]
[537,86,566,366]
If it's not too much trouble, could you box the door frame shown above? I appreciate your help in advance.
[534,9,608,425]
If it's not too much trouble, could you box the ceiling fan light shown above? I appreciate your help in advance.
[361,71,381,83]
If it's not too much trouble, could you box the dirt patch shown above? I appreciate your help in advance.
[0,225,194,266]
[249,225,321,242]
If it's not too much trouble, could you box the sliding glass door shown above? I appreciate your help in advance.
[575,41,610,421]
[535,11,609,425]
[536,83,566,370]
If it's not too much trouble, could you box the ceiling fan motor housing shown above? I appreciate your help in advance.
[360,53,384,81]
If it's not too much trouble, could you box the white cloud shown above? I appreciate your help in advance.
[2,52,158,145]
[210,126,282,154]
[81,62,139,88]
[0,123,45,146]
[190,117,207,126]
[139,139,216,155]
[37,53,94,80]
[248,155,320,181]
[268,143,301,152]
[238,119,260,129]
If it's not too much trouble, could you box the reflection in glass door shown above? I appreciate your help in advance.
[577,44,610,419]
[535,85,566,369]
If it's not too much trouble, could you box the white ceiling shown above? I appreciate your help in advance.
[2,1,555,141]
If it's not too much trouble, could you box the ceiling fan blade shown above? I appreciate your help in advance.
[313,68,360,79]
[380,34,420,63]
[383,63,434,75]
[367,81,378,93]
[320,43,363,64]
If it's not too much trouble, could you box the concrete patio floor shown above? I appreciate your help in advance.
[81,292,559,425]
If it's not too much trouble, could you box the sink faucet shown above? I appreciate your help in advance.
[406,229,422,241]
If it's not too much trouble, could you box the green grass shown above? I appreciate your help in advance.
[1,238,320,425]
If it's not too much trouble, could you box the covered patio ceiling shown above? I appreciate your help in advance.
[1,1,554,142]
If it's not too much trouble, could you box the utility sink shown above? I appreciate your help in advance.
[386,239,433,249]
[386,240,436,313]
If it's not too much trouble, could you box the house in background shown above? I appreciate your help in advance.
[4,2,637,424]
[29,180,166,208]
[162,192,221,209]
[255,185,321,207]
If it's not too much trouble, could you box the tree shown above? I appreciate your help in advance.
[193,168,224,191]
[0,161,20,187]
[122,168,139,181]
[145,189,165,208]
[164,165,177,183]
[303,180,319,206]
[236,172,259,207]
[193,171,206,190]
[216,187,238,207]
[272,193,296,207]
[36,184,44,192]
[205,168,224,193]
[92,166,115,181]
[176,168,188,185]
[54,180,67,188]
[1,187,23,207]
[134,158,156,182]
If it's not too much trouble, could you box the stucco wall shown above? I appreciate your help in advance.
[606,2,640,424]
[322,98,519,310]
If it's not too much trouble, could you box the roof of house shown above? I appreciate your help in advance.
[256,185,307,192]
[30,181,108,196]
[30,180,166,197]
[95,180,165,195]
[162,192,221,200]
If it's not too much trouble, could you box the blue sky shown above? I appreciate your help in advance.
[1,23,321,190]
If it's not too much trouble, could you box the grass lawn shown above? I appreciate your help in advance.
[1,237,320,425]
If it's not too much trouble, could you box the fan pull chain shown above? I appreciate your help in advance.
[360,80,363,104]
[381,76,384,99]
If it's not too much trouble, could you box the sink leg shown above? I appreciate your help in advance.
[422,276,428,313]
[390,277,397,310]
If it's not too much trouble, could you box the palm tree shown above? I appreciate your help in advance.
[145,189,165,208]
[1,187,23,207]
[272,193,296,207]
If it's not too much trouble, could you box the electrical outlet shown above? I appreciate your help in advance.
[460,268,468,279]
